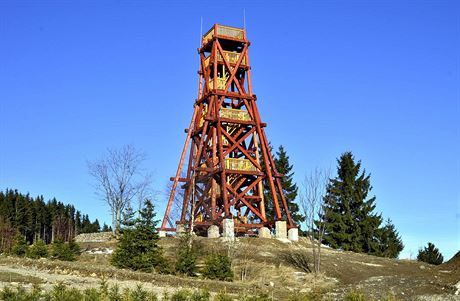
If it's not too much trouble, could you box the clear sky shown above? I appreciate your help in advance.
[1,0,459,260]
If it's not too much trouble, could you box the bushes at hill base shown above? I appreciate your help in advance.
[417,242,444,265]
[26,239,48,259]
[202,254,234,282]
[0,283,365,301]
[51,240,80,261]
[170,289,211,301]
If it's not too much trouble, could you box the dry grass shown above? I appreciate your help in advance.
[0,270,43,284]
[0,237,458,300]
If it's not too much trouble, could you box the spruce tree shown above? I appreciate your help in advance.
[111,200,165,272]
[274,146,303,224]
[12,234,28,256]
[417,242,443,265]
[319,152,384,254]
[378,219,404,258]
[263,145,303,224]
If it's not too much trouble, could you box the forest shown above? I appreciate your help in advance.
[0,189,104,252]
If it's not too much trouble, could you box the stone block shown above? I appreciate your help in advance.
[176,224,186,236]
[207,225,220,238]
[222,218,235,238]
[288,228,299,242]
[258,227,271,239]
[275,221,287,239]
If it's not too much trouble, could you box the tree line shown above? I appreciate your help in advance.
[0,189,106,252]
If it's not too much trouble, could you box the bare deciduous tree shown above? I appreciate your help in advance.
[300,168,330,274]
[88,145,151,234]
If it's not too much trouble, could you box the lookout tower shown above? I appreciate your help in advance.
[160,24,297,239]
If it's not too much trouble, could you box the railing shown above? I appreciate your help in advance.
[203,27,214,44]
[202,24,245,44]
[220,108,251,121]
[204,51,247,67]
[217,25,244,39]
[225,158,256,171]
[208,78,227,90]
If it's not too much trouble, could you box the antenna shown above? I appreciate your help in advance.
[243,8,246,30]
[200,16,203,47]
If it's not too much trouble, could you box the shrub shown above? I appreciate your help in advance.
[156,258,174,274]
[50,282,84,301]
[344,290,368,301]
[202,254,233,281]
[214,292,233,301]
[11,234,28,257]
[51,240,77,261]
[175,246,197,276]
[69,239,81,255]
[191,290,210,301]
[108,284,123,301]
[170,289,192,301]
[281,250,311,273]
[417,242,444,265]
[83,287,101,301]
[0,283,161,301]
[26,239,48,259]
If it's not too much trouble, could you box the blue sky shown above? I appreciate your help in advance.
[1,0,459,260]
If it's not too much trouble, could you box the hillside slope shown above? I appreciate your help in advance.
[0,237,458,300]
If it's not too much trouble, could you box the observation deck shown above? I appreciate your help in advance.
[202,24,245,44]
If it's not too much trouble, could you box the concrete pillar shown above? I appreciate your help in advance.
[258,227,271,239]
[222,218,235,239]
[176,224,186,236]
[158,230,166,238]
[275,221,287,239]
[207,225,220,238]
[288,228,299,242]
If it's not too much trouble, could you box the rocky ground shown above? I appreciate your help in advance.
[0,236,458,300]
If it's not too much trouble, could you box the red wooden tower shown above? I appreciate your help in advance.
[160,24,296,236]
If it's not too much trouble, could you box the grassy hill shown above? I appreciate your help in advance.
[0,236,458,300]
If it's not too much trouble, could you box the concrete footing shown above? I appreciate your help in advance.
[222,218,234,238]
[288,228,299,242]
[158,230,166,238]
[207,225,220,238]
[258,227,271,238]
[275,221,287,239]
[176,224,186,236]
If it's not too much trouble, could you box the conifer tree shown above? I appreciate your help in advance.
[417,242,443,265]
[263,145,303,224]
[378,219,404,258]
[319,152,395,255]
[274,146,303,224]
[12,234,28,256]
[111,199,164,272]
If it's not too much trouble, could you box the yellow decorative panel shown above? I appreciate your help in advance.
[224,158,256,171]
[220,108,251,121]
